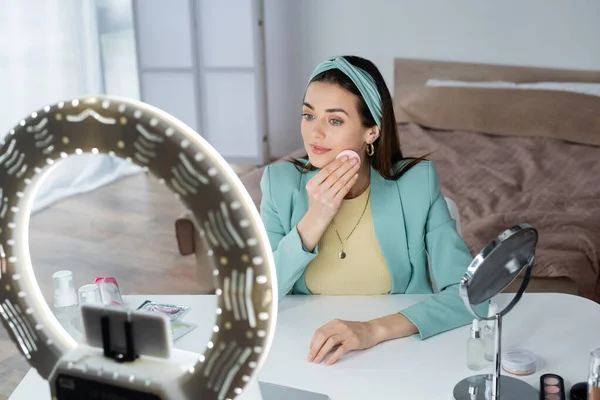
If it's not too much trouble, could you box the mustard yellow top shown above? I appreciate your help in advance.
[304,186,392,295]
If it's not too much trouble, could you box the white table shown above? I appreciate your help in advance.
[9,293,600,399]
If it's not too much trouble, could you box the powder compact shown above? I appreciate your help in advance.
[539,374,565,400]
[501,349,537,376]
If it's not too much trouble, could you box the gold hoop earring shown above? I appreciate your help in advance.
[366,143,375,157]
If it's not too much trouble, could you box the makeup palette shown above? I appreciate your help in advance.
[539,374,565,400]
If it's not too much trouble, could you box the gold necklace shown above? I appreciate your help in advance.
[332,189,371,259]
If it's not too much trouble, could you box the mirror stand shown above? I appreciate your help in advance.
[453,224,540,399]
[453,312,538,399]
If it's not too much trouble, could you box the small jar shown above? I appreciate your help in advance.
[501,349,537,376]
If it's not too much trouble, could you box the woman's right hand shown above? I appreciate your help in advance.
[306,156,360,220]
[296,156,360,252]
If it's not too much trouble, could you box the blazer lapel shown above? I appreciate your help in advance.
[369,167,411,293]
[290,168,316,228]
[290,168,317,295]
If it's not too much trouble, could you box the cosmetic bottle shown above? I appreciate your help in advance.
[52,270,83,342]
[482,303,498,362]
[588,348,600,400]
[466,319,486,371]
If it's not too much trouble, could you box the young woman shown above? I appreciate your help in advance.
[259,55,487,365]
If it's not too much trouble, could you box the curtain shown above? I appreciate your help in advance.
[0,0,141,213]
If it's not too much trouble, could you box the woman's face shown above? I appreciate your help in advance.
[301,82,374,169]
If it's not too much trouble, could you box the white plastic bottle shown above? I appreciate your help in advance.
[52,270,82,342]
[466,319,486,371]
[483,303,498,362]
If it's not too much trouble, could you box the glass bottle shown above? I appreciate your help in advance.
[483,303,498,362]
[52,270,83,342]
[588,348,600,400]
[466,319,486,371]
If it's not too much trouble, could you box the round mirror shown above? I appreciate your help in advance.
[454,223,539,400]
[460,224,538,315]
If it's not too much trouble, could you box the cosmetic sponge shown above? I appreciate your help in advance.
[336,150,361,166]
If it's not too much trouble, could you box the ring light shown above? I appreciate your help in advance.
[0,96,277,399]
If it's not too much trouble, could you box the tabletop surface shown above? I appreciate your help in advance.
[9,293,600,399]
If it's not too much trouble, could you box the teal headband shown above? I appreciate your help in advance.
[307,56,382,128]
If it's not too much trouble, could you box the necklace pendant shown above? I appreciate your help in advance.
[339,251,346,260]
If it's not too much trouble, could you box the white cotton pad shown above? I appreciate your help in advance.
[336,150,361,166]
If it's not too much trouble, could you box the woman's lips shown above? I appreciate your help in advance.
[310,144,331,155]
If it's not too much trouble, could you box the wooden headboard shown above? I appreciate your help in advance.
[393,58,600,97]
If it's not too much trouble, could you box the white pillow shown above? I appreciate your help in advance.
[425,79,600,98]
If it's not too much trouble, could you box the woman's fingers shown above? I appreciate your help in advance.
[304,157,360,220]
[308,320,353,365]
[308,319,370,365]
[333,174,360,202]
[312,160,358,204]
[308,321,339,362]
[312,336,341,364]
[332,166,359,198]
[308,326,330,362]
[320,158,356,191]
[325,344,348,365]
[308,157,346,189]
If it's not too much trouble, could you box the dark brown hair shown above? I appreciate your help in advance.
[290,55,428,180]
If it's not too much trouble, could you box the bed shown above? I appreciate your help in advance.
[30,155,141,214]
[393,58,600,302]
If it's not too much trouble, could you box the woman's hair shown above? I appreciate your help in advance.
[290,55,428,181]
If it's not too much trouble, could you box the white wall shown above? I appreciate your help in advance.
[264,0,600,159]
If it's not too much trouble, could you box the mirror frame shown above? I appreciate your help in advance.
[459,223,538,319]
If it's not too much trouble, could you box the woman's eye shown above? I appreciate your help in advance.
[330,119,342,126]
[302,113,314,121]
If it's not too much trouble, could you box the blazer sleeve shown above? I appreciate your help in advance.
[399,162,488,340]
[259,165,318,301]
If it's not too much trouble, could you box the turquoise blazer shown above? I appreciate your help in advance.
[259,159,488,339]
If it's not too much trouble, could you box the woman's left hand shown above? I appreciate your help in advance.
[307,319,379,365]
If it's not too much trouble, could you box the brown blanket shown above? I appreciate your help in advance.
[399,123,600,301]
